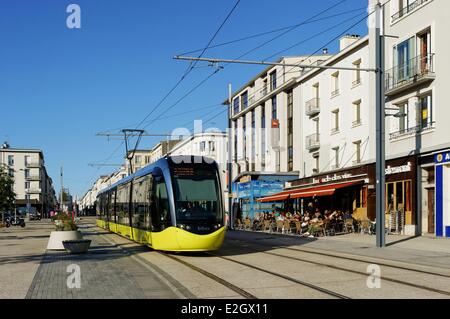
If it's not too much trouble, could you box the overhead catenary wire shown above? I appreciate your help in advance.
[84,2,241,195]
[177,6,368,56]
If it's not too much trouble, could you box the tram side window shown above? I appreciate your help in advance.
[132,175,152,231]
[109,190,117,224]
[151,175,171,231]
[116,183,131,226]
[100,195,108,221]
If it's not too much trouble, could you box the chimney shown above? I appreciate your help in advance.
[340,34,360,51]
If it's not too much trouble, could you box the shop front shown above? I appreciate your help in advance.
[373,156,417,235]
[256,155,419,235]
[434,151,450,237]
[260,165,372,220]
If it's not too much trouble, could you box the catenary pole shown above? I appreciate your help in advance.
[375,1,386,248]
[228,84,233,230]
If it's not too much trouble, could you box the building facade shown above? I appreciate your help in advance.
[228,0,450,237]
[0,144,57,217]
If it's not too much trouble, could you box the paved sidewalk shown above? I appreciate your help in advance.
[0,220,53,298]
[25,220,186,299]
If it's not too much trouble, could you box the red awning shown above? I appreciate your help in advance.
[256,179,365,203]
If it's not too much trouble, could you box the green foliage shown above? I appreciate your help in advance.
[0,166,16,213]
[54,213,78,231]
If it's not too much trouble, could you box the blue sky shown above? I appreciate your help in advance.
[0,0,368,198]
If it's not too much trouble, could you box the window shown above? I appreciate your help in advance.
[200,141,206,152]
[242,116,247,166]
[241,91,249,110]
[395,37,415,81]
[172,167,222,226]
[270,70,277,91]
[132,176,152,230]
[331,72,340,97]
[261,105,266,170]
[352,59,361,86]
[8,155,14,166]
[209,141,215,152]
[135,155,142,164]
[271,96,277,119]
[353,100,362,126]
[116,183,131,226]
[233,97,240,115]
[419,93,433,128]
[145,156,150,164]
[24,156,30,165]
[353,140,361,164]
[333,147,340,169]
[313,153,320,174]
[8,169,14,178]
[397,102,408,133]
[25,181,30,190]
[332,109,340,133]
[287,90,294,171]
[152,175,171,231]
[251,110,255,171]
[24,169,30,178]
[233,120,238,162]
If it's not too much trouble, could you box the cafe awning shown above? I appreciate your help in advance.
[256,179,365,203]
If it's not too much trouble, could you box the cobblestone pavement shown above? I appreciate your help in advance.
[25,221,187,299]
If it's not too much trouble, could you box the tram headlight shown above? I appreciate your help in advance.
[213,223,222,230]
[178,224,191,231]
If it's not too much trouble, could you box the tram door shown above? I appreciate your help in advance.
[150,174,172,232]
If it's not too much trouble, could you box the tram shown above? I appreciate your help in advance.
[96,156,226,252]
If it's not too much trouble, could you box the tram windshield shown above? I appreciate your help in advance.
[171,165,223,223]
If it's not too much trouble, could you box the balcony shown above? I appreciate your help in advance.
[26,175,41,181]
[305,98,320,116]
[305,133,320,151]
[26,188,42,194]
[352,78,361,87]
[385,54,435,96]
[25,161,41,168]
[391,0,430,23]
[389,122,435,140]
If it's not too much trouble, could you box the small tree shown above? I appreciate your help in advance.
[0,166,16,223]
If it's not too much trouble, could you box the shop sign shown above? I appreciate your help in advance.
[435,152,450,164]
[385,162,412,175]
[311,173,353,185]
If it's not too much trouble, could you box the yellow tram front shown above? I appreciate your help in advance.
[152,158,226,251]
[96,156,226,252]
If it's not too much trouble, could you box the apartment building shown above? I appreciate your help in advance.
[167,132,229,211]
[0,143,57,217]
[150,140,181,164]
[380,0,450,237]
[124,150,152,174]
[229,0,449,237]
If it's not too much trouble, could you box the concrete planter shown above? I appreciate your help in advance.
[63,240,91,254]
[47,230,82,250]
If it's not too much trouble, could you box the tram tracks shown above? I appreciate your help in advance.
[226,238,450,297]
[161,252,350,299]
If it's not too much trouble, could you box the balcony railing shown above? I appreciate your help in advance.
[26,175,41,181]
[331,89,340,98]
[305,133,320,150]
[25,161,41,168]
[352,119,362,127]
[385,54,435,94]
[352,78,361,87]
[305,98,320,116]
[391,0,429,23]
[389,122,435,140]
[26,188,42,194]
